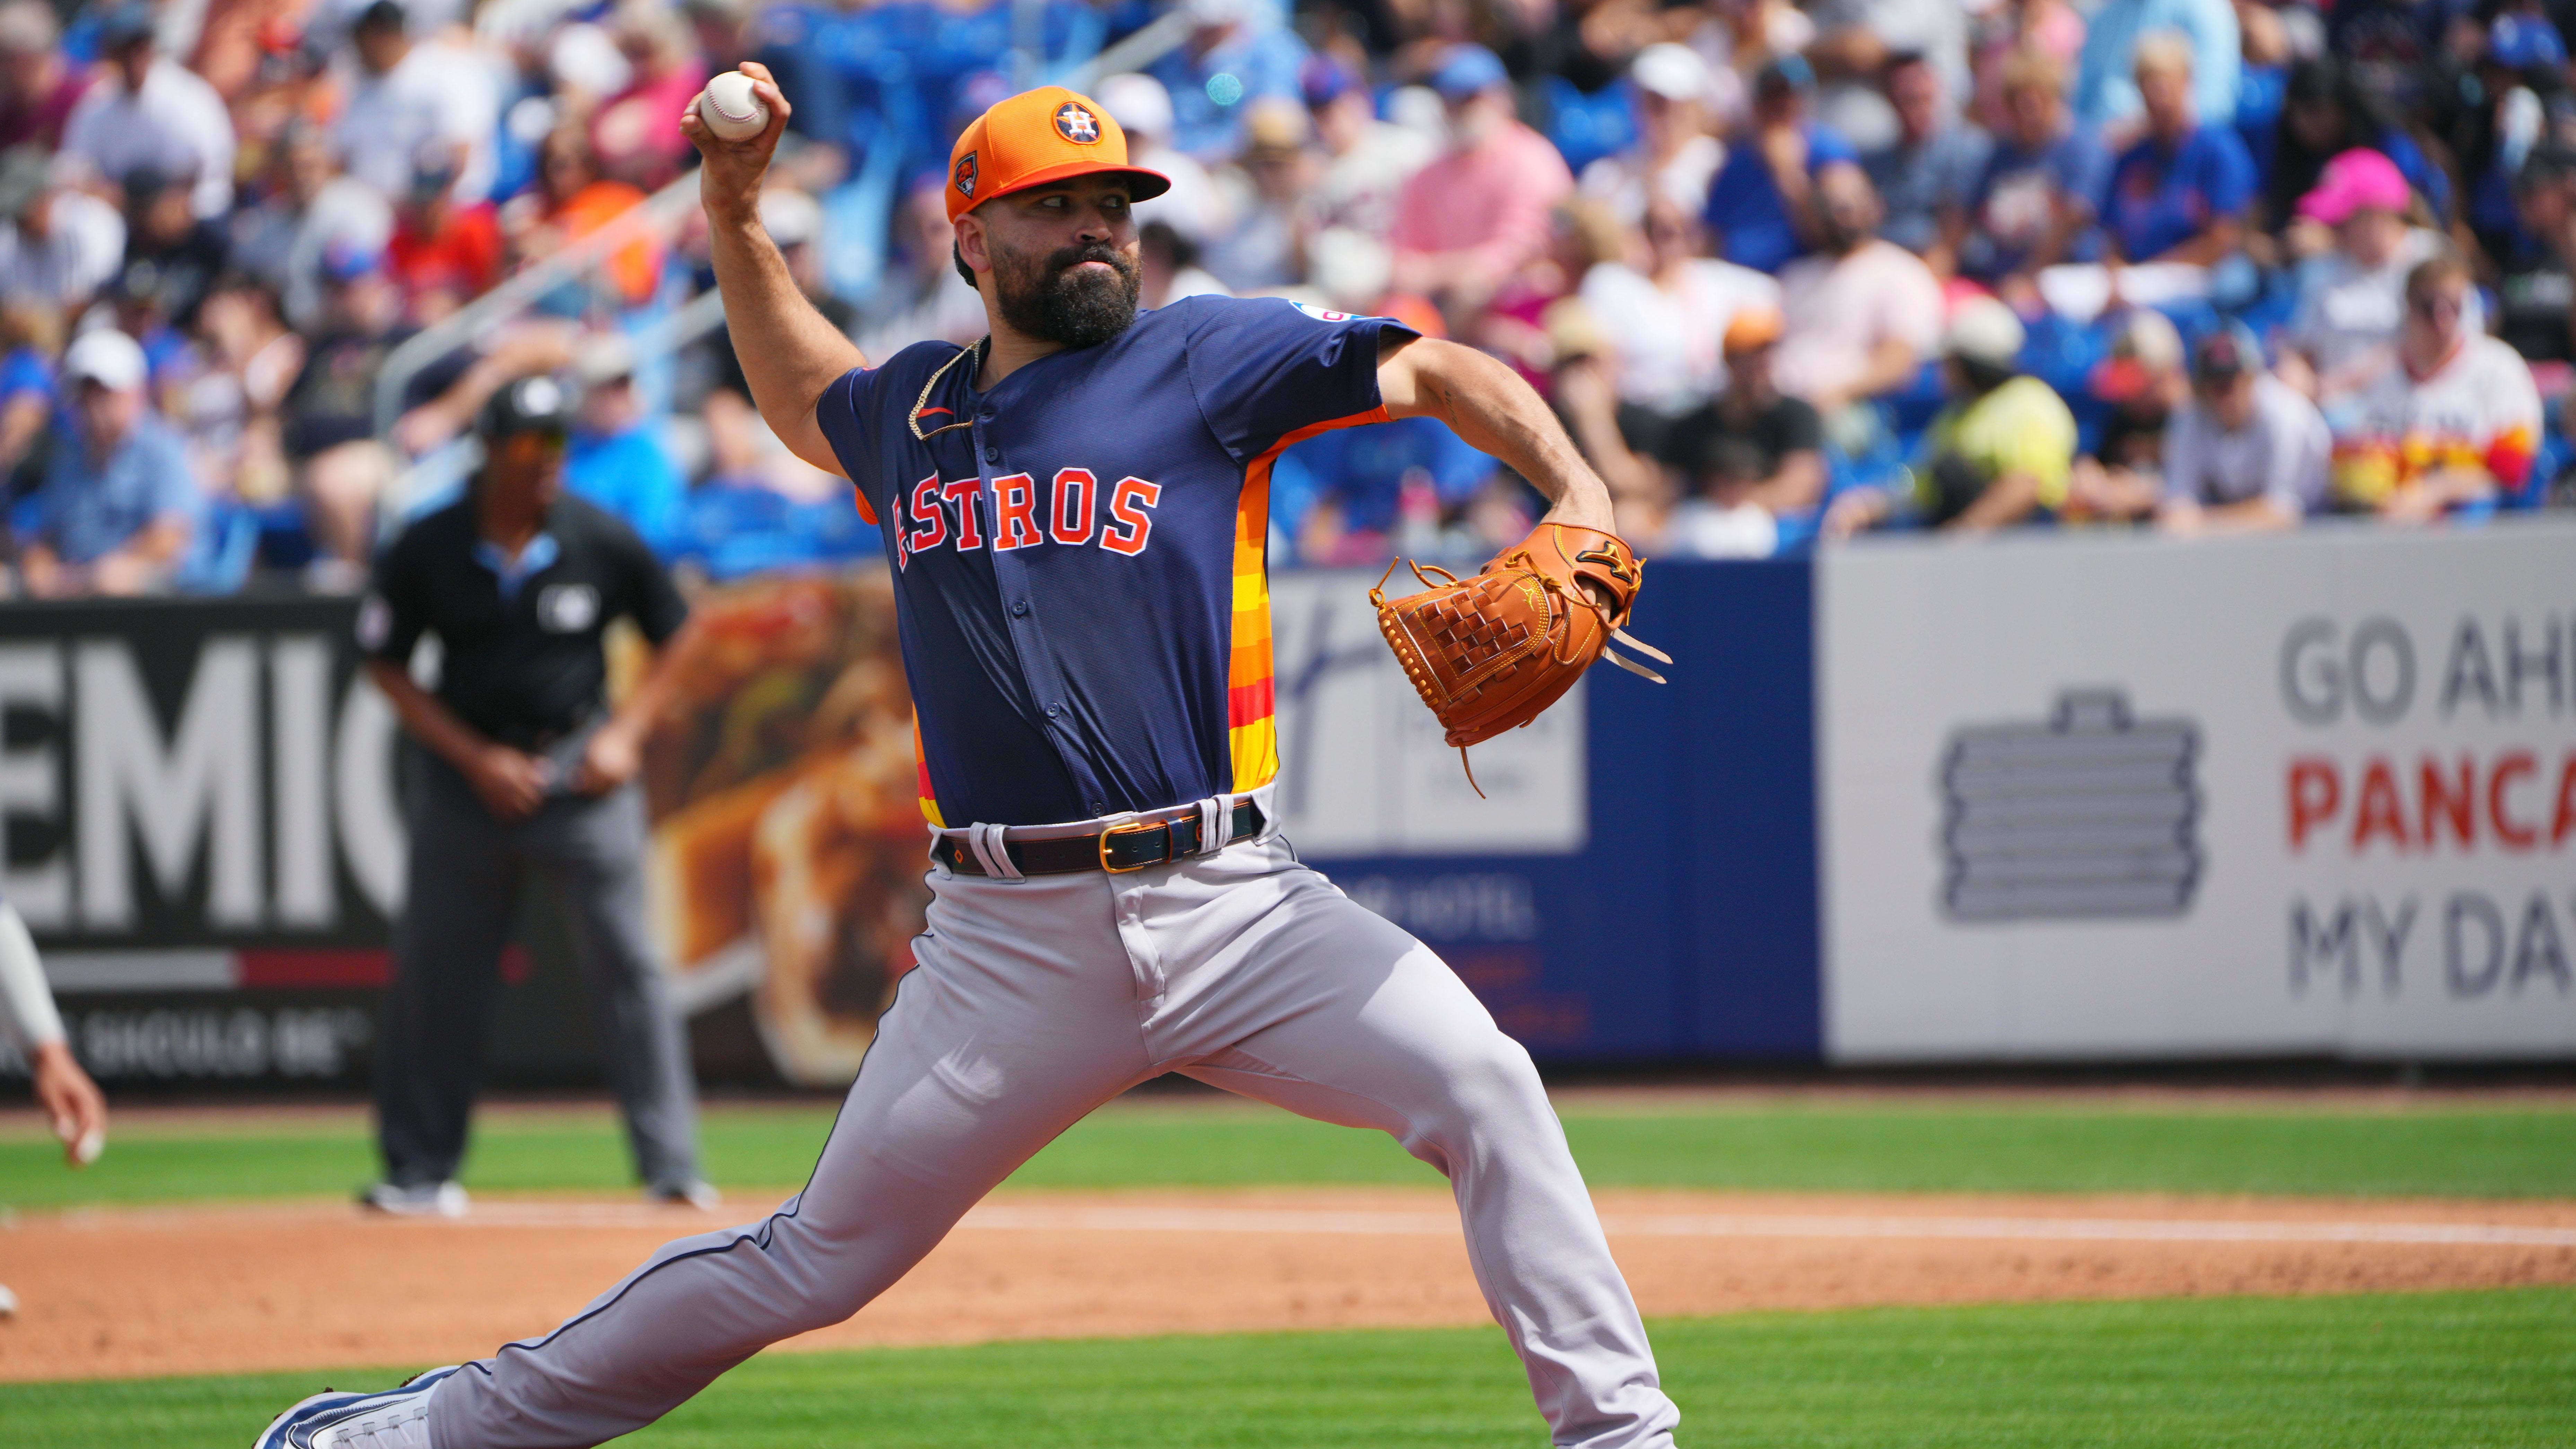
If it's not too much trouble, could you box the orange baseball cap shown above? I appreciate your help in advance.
[1722,306,1784,356]
[946,86,1172,224]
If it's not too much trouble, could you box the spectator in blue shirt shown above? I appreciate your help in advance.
[1271,416,1498,566]
[1862,50,1992,272]
[2458,7,2570,272]
[13,328,198,595]
[1957,49,2112,285]
[0,302,55,485]
[669,387,878,581]
[2074,0,2239,139]
[1146,0,1308,163]
[1703,57,1858,274]
[563,336,683,558]
[2101,33,2253,264]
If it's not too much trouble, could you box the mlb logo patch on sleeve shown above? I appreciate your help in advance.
[1292,302,1357,323]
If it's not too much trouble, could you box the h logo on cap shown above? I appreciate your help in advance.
[1054,102,1101,143]
[954,151,978,199]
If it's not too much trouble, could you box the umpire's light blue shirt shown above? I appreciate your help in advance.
[16,412,201,564]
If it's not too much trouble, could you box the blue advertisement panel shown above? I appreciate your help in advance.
[1276,561,1820,1062]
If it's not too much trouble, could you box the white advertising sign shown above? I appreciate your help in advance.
[1265,570,1586,857]
[1820,521,2576,1061]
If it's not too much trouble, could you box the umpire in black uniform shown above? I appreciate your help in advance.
[354,375,712,1215]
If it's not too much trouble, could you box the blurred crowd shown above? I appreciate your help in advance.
[3,0,2575,597]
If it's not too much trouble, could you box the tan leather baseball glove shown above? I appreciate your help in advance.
[1370,523,1668,794]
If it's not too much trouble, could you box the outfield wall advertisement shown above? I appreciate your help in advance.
[0,596,400,1086]
[1818,520,2576,1062]
[3,567,1753,1089]
[19,522,2568,1088]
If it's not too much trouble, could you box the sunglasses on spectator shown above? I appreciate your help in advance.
[2410,293,2464,320]
[501,429,570,456]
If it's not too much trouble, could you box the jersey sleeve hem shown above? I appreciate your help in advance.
[816,365,883,523]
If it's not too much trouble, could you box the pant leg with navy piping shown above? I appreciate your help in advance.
[424,836,1675,1449]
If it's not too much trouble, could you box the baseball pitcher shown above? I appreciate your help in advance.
[258,70,1676,1449]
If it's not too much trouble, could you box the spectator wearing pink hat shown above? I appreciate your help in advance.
[2278,146,2470,426]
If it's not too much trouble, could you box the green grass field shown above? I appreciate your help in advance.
[8,1095,2571,1446]
[7,1289,2572,1448]
[6,1096,2576,1209]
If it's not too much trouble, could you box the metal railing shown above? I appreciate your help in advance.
[1061,8,1194,89]
[369,174,704,439]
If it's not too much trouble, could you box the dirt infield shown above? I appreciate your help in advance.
[4,1186,2573,1383]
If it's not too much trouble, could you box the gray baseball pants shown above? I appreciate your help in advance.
[375,751,701,1194]
[426,827,1679,1449]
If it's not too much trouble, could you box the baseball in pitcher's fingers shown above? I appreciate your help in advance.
[679,106,717,154]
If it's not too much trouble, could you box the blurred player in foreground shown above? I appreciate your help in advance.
[256,68,1676,1449]
[0,897,109,1317]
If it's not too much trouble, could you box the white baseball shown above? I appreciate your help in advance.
[73,1126,104,1166]
[699,71,771,141]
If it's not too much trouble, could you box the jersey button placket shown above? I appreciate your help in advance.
[975,411,1112,814]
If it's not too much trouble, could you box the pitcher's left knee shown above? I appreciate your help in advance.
[1404,1029,1561,1166]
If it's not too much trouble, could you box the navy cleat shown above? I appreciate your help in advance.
[254,1366,459,1449]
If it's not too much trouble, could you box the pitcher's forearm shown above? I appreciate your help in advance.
[705,215,866,470]
[687,63,866,473]
[1381,338,1614,530]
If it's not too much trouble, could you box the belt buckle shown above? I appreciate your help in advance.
[1097,819,1163,874]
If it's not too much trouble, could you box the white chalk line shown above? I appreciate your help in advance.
[26,1199,2576,1248]
[952,1204,2576,1249]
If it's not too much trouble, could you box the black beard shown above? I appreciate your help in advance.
[994,240,1141,347]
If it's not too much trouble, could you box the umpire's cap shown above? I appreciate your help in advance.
[477,375,573,441]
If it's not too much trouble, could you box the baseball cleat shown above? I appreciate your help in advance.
[253,1365,458,1449]
[358,1181,469,1217]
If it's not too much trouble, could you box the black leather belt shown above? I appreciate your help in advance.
[934,802,1265,877]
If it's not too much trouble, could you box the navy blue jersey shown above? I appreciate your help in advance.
[818,296,1415,828]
